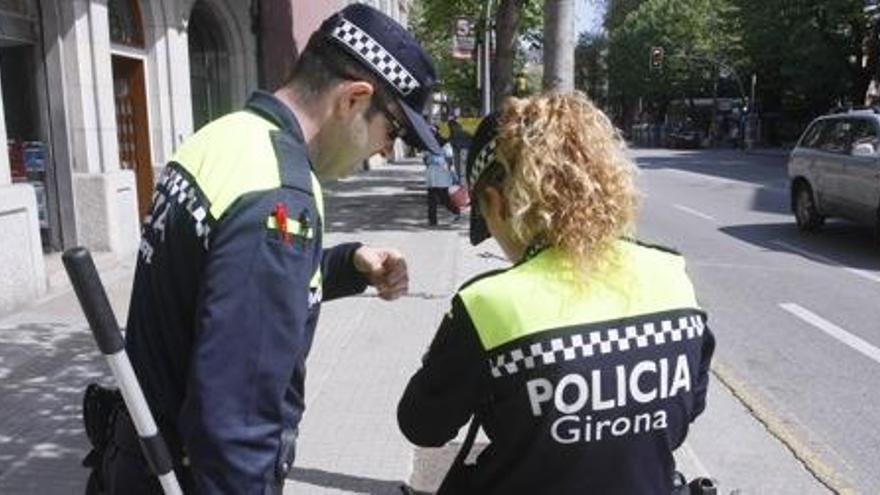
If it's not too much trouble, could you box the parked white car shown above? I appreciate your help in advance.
[788,109,880,234]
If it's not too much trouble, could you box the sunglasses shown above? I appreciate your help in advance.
[375,92,407,142]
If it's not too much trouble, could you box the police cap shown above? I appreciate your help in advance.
[318,4,441,154]
[466,113,501,245]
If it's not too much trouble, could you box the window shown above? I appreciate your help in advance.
[109,0,145,48]
[816,119,852,154]
[0,0,29,16]
[849,119,879,151]
[188,1,231,131]
[800,120,827,149]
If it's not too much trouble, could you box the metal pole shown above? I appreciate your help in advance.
[750,73,757,108]
[746,73,758,149]
[482,0,494,116]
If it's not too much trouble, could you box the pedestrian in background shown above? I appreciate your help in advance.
[424,130,461,226]
[398,92,715,494]
[447,116,471,179]
[101,4,439,494]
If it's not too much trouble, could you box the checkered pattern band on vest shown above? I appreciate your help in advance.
[468,138,498,188]
[488,314,706,378]
[330,18,420,96]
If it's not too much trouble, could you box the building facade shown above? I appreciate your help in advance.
[0,0,411,314]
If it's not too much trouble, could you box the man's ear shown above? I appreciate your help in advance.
[335,80,374,116]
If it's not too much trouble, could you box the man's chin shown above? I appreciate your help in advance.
[315,162,355,182]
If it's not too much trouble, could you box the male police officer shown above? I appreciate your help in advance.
[105,5,440,493]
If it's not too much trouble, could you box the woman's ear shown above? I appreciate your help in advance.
[481,185,507,223]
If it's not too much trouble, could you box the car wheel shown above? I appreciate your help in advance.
[794,184,825,232]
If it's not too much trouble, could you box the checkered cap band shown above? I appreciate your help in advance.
[331,19,420,96]
[488,314,706,378]
[468,138,498,188]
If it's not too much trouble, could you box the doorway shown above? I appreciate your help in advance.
[112,55,153,218]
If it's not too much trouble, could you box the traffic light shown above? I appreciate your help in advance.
[650,46,664,70]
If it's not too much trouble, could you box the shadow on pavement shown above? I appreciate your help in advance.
[0,322,104,494]
[747,185,790,215]
[322,166,469,236]
[288,466,406,494]
[634,149,787,190]
[719,221,880,272]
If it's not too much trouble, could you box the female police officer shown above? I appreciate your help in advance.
[398,93,715,494]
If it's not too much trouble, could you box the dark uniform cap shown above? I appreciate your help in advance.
[319,4,441,154]
[466,113,501,245]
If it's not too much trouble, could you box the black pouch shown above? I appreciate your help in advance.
[82,383,124,493]
[274,428,298,484]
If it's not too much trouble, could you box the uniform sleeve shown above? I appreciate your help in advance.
[397,295,491,447]
[178,191,318,493]
[321,243,369,301]
[691,318,716,420]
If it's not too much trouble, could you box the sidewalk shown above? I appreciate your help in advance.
[0,159,828,494]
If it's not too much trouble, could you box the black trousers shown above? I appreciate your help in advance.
[427,187,459,226]
[451,146,466,179]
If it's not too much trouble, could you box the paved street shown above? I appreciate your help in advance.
[0,155,845,494]
[634,148,880,493]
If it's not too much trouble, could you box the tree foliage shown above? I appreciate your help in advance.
[410,0,543,114]
[409,1,480,111]
[734,0,879,128]
[575,32,608,106]
[603,0,646,31]
[605,0,744,124]
[602,0,880,141]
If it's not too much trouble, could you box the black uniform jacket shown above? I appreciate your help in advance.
[399,242,716,494]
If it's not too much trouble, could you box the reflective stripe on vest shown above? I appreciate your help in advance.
[309,173,324,290]
[458,241,700,351]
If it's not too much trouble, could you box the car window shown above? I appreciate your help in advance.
[817,119,851,154]
[800,120,827,149]
[849,119,879,151]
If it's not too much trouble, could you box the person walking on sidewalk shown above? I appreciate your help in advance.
[101,5,440,494]
[447,116,471,179]
[398,93,715,494]
[424,132,461,226]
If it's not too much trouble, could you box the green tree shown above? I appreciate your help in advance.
[604,0,745,127]
[409,0,481,112]
[734,0,880,141]
[603,0,646,31]
[575,32,609,106]
[410,0,542,113]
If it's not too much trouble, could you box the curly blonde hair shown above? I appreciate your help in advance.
[492,92,638,271]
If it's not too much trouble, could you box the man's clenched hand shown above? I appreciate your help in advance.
[353,246,409,300]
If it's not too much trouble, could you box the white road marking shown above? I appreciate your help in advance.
[673,204,716,222]
[780,303,880,365]
[771,240,880,284]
